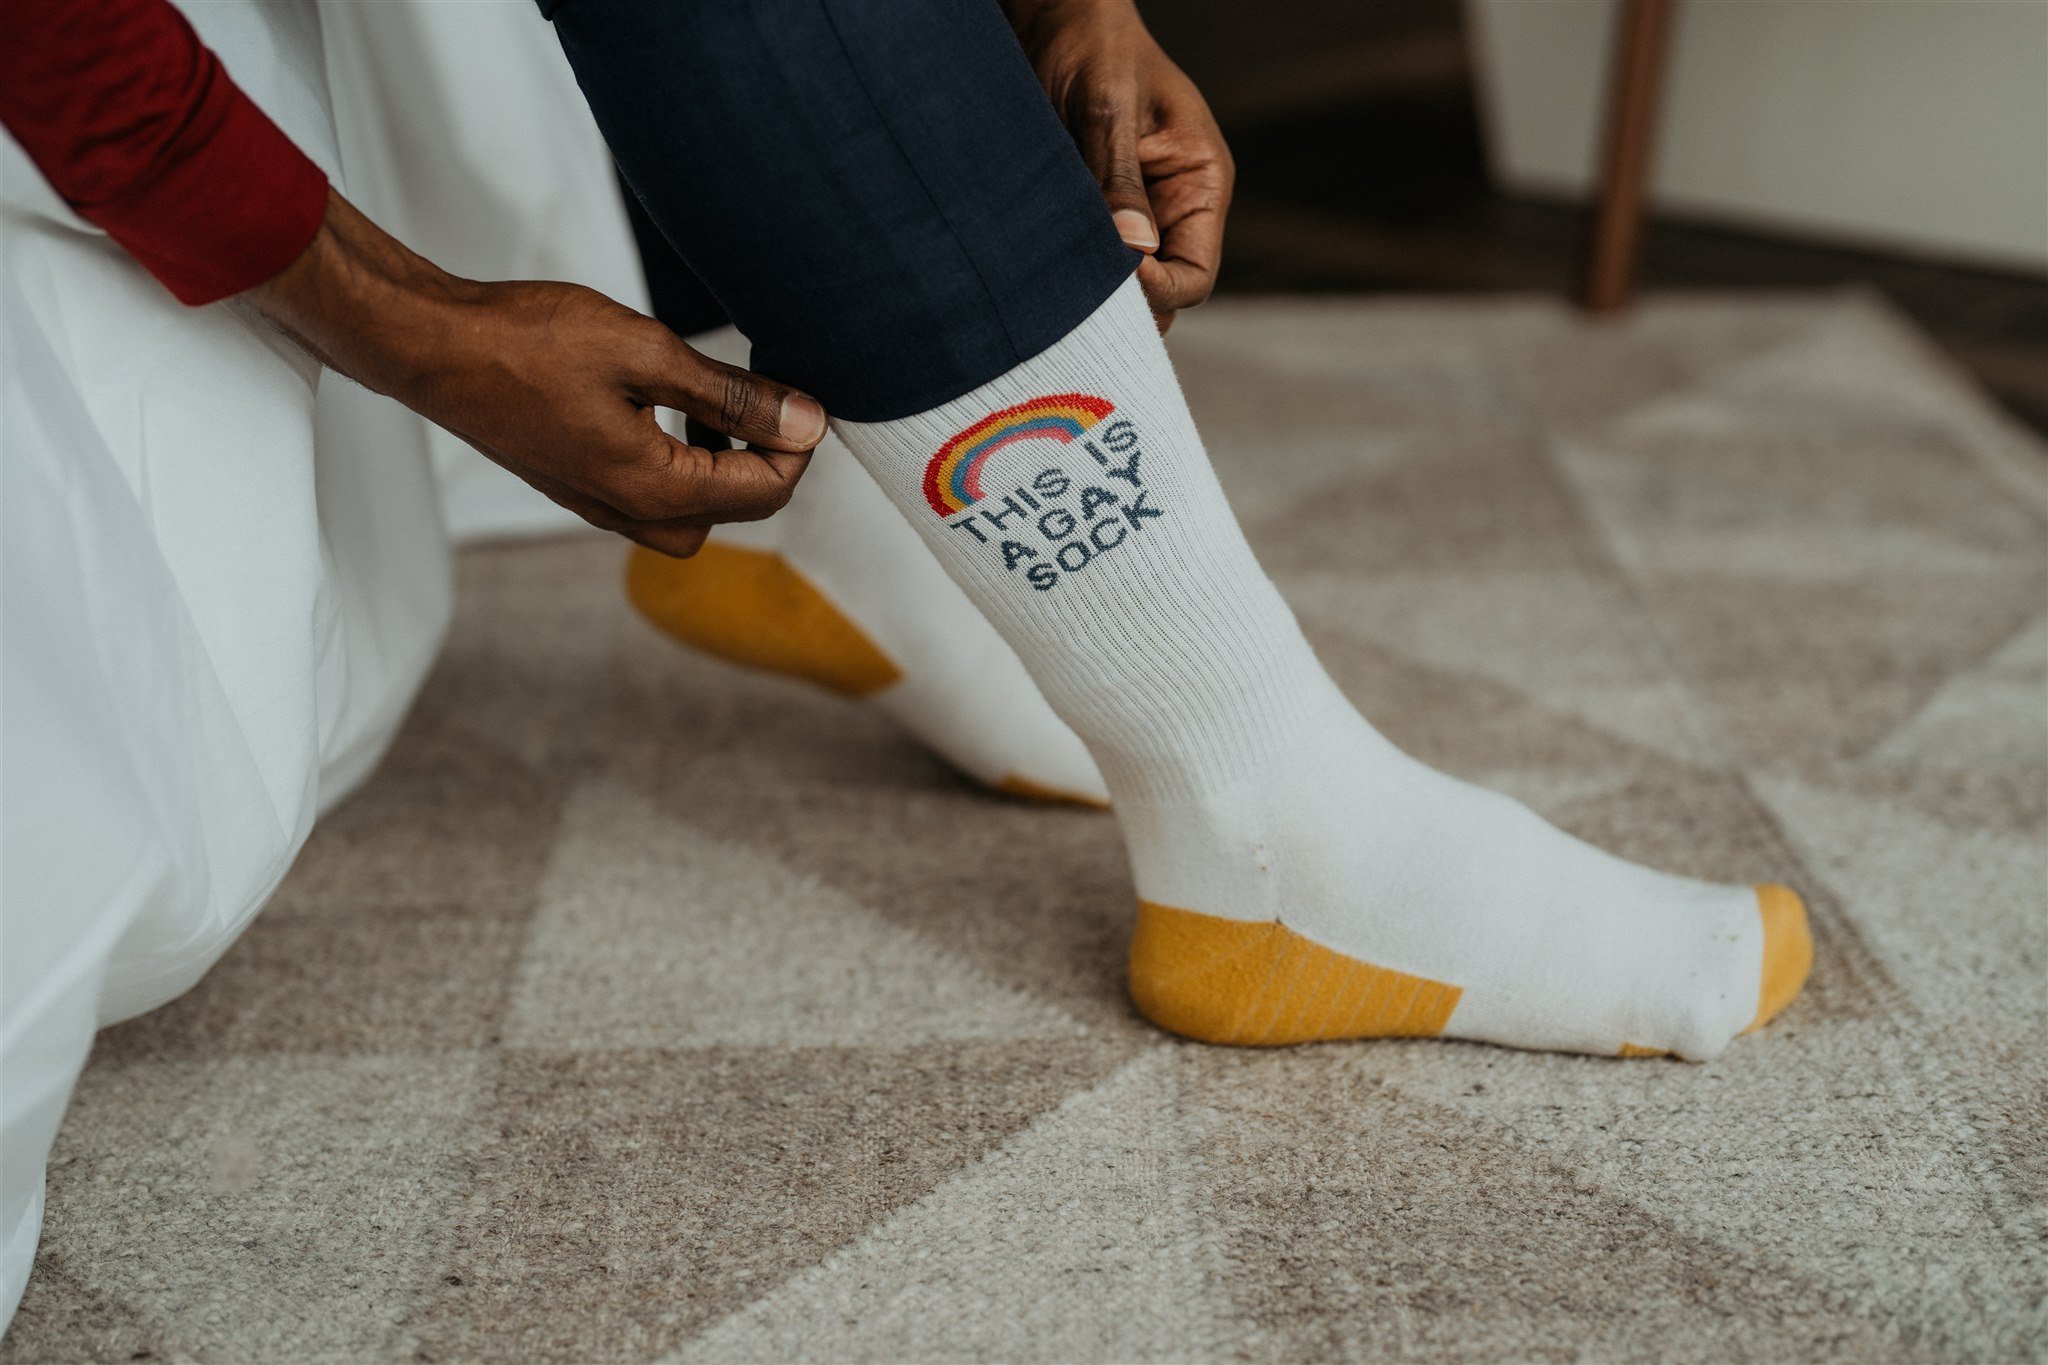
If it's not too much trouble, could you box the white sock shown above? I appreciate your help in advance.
[833,276,1810,1060]
[630,329,1106,805]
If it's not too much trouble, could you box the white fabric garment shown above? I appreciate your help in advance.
[0,0,624,1327]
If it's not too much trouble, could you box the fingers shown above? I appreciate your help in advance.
[521,469,715,558]
[1125,63,1233,324]
[1134,151,1228,326]
[594,427,809,526]
[683,413,733,453]
[659,434,813,523]
[1137,250,1216,317]
[515,400,808,535]
[1078,92,1157,253]
[601,331,818,524]
[619,522,711,559]
[631,335,827,454]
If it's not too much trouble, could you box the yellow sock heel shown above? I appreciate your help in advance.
[995,774,1111,809]
[627,545,1106,807]
[626,543,901,697]
[1128,900,1462,1046]
[1136,890,1810,1055]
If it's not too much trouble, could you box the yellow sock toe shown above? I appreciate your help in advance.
[625,544,901,697]
[1746,883,1813,1034]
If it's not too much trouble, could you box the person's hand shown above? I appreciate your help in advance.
[244,189,824,557]
[1005,0,1233,330]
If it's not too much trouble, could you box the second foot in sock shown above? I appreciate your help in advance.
[624,452,1107,808]
[1122,705,1812,1061]
[627,326,1105,806]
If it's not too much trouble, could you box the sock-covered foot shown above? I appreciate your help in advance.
[1115,707,1811,1058]
[831,276,1811,1061]
[627,328,1106,806]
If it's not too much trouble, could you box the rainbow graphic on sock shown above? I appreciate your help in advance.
[924,392,1116,516]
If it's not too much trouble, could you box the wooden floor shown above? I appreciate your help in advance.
[1150,0,2048,438]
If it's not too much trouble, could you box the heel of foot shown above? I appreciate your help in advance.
[1745,883,1813,1034]
[1128,900,1461,1046]
[625,544,902,698]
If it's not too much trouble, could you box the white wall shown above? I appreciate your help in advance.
[1467,0,2048,273]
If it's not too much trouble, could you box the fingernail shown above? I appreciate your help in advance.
[1114,210,1159,252]
[779,392,826,444]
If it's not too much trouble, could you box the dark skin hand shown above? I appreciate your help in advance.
[243,188,825,558]
[1005,0,1234,331]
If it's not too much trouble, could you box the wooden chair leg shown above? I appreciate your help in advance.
[1586,0,1678,313]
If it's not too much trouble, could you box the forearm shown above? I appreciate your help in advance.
[241,188,475,404]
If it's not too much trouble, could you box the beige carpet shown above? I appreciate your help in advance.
[7,293,2045,1364]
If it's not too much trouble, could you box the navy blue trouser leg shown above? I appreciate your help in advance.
[617,175,730,342]
[545,0,1138,422]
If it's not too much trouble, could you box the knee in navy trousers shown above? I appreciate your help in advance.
[543,0,1139,421]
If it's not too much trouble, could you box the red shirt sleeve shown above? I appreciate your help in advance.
[0,0,330,304]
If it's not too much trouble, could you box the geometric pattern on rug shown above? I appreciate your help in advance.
[6,293,2043,1363]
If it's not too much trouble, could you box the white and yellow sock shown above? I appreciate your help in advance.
[833,276,1811,1060]
[627,332,1106,806]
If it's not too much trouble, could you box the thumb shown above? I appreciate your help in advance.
[633,335,828,455]
[1082,95,1157,253]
